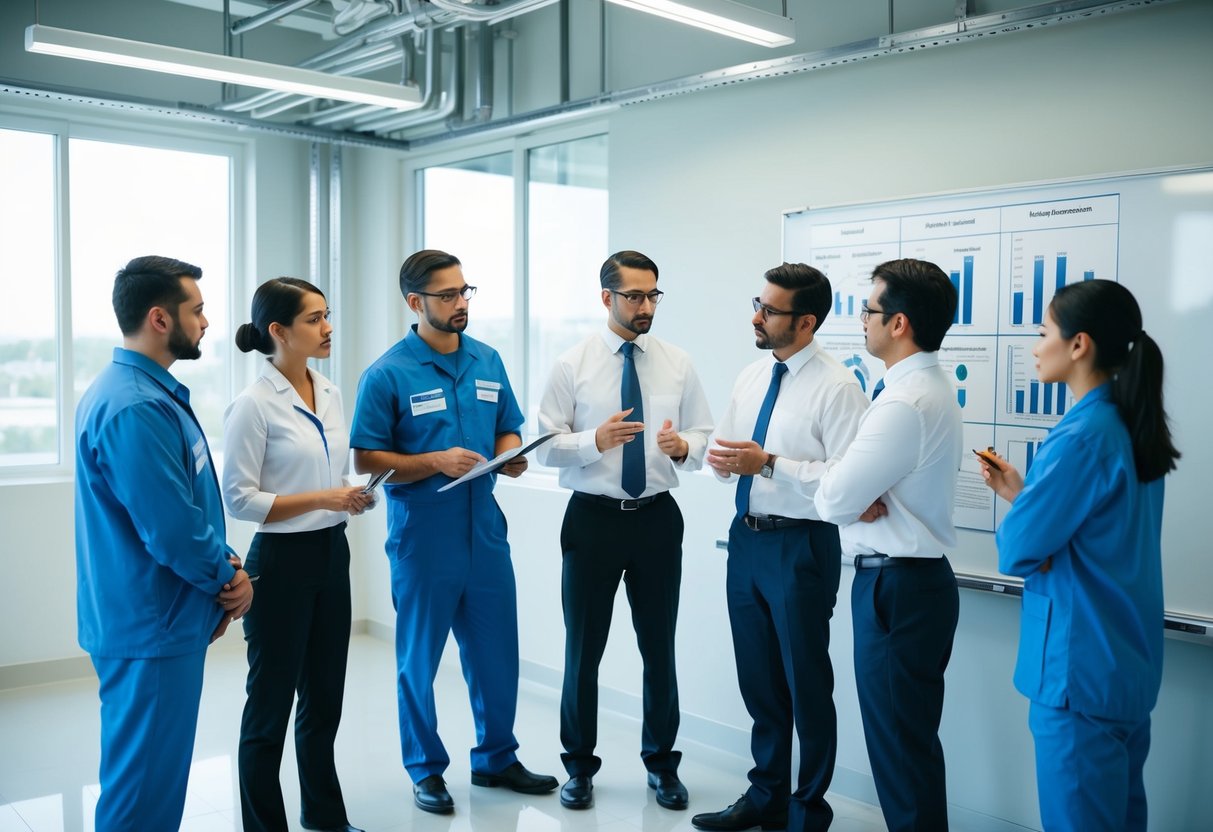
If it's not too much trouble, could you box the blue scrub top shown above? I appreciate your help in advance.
[350,326,523,529]
[996,384,1164,721]
[75,348,237,658]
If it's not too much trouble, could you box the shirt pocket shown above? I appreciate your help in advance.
[1013,588,1063,705]
[648,394,681,432]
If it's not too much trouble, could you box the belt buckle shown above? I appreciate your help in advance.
[744,514,760,531]
[620,499,639,511]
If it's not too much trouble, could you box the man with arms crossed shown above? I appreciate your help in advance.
[815,258,963,832]
[351,250,557,815]
[695,263,868,832]
[75,255,254,831]
[537,250,713,811]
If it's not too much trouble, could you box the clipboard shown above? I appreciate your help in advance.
[436,432,559,493]
[362,467,395,493]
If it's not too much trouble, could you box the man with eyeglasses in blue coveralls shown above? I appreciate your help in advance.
[350,249,558,816]
[75,255,254,831]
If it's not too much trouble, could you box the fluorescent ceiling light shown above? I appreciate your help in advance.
[25,24,422,110]
[605,0,794,47]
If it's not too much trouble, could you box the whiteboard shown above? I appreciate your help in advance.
[783,167,1213,621]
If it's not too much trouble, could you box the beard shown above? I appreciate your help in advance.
[426,308,469,334]
[755,322,795,352]
[167,316,202,361]
[612,307,653,336]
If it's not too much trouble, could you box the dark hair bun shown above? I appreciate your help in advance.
[234,322,270,354]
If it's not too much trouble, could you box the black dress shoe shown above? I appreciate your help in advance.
[300,825,365,832]
[413,774,455,814]
[471,761,559,794]
[647,771,689,810]
[691,794,787,831]
[559,775,593,810]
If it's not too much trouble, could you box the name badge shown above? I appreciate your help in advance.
[475,379,500,403]
[410,388,447,416]
[192,436,208,474]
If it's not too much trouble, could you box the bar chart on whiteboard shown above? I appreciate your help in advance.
[788,190,1121,532]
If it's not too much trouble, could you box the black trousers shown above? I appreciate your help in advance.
[726,515,841,832]
[851,555,959,832]
[559,491,684,777]
[239,523,352,832]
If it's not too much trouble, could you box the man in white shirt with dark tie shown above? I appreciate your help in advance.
[537,250,714,812]
[695,263,868,832]
[815,258,963,832]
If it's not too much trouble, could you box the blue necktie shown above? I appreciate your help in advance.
[735,361,787,518]
[872,377,885,400]
[620,341,646,498]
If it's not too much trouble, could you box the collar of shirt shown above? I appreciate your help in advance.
[1068,381,1110,416]
[776,337,820,378]
[112,346,189,404]
[259,358,333,416]
[600,327,649,356]
[879,349,939,390]
[403,323,479,378]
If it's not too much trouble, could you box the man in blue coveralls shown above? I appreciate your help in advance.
[75,255,255,831]
[351,249,558,815]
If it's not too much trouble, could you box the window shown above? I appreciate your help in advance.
[0,120,237,472]
[420,152,516,378]
[526,135,609,424]
[414,130,608,435]
[69,139,232,439]
[0,129,57,467]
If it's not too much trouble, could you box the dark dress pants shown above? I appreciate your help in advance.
[560,492,684,777]
[239,523,352,832]
[851,555,959,832]
[726,515,841,832]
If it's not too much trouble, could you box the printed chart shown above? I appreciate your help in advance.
[788,190,1120,531]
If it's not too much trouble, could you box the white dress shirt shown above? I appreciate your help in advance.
[222,360,351,533]
[815,350,962,557]
[537,329,714,499]
[712,338,869,519]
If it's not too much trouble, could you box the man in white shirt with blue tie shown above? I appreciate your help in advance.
[815,258,963,832]
[537,250,714,812]
[696,263,868,832]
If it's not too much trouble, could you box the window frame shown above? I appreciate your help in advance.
[0,112,248,480]
[402,119,610,424]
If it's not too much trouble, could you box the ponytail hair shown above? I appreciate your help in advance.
[234,277,325,355]
[1049,280,1179,481]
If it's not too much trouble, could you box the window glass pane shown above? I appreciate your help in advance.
[0,129,58,467]
[69,139,231,440]
[526,135,609,431]
[421,153,515,378]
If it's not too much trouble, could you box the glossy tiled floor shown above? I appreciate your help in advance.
[0,635,890,831]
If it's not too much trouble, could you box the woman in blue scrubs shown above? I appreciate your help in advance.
[223,278,373,832]
[980,280,1179,832]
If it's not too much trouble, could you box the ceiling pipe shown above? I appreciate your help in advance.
[231,0,321,36]
[356,31,461,133]
[469,21,493,123]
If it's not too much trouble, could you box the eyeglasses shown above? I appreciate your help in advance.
[413,285,477,304]
[610,289,664,306]
[752,297,801,321]
[860,303,893,323]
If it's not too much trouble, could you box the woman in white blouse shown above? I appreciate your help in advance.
[223,277,371,832]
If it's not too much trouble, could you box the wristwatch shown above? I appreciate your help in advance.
[759,454,776,478]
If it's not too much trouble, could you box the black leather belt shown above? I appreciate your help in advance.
[573,491,663,511]
[743,514,812,531]
[853,554,941,569]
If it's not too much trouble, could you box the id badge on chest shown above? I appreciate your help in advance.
[410,388,447,417]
